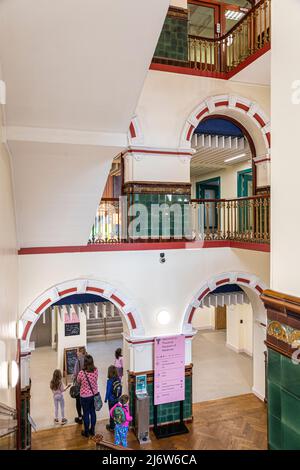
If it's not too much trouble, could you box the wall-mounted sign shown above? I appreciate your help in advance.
[64,347,79,376]
[136,374,147,395]
[64,322,80,336]
[154,334,185,406]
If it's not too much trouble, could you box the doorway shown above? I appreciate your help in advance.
[237,168,253,197]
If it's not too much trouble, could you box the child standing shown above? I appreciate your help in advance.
[104,365,122,431]
[50,369,70,425]
[110,394,132,448]
[114,348,124,381]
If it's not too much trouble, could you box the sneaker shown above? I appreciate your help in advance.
[89,429,95,436]
[54,419,59,424]
[106,424,114,432]
[75,417,82,424]
[81,430,89,438]
[61,418,68,425]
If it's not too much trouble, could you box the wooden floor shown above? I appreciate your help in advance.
[31,394,267,451]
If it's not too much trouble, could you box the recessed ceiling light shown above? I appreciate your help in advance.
[224,153,246,163]
[225,10,244,21]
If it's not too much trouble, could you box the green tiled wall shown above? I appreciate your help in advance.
[128,193,191,239]
[154,16,188,62]
[268,348,300,450]
[129,375,192,426]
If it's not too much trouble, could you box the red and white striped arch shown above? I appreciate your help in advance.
[128,115,144,146]
[182,271,267,333]
[20,278,145,348]
[180,94,271,154]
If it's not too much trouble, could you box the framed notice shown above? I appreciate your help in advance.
[154,334,185,406]
[64,347,81,376]
[136,374,147,395]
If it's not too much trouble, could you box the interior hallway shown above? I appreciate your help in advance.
[31,394,267,451]
[30,330,252,430]
[192,329,253,402]
[30,339,122,429]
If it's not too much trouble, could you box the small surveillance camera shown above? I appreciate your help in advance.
[159,252,166,264]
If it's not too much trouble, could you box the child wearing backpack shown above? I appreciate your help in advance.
[104,365,122,431]
[110,394,132,448]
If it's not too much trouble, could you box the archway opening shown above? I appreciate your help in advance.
[28,293,127,429]
[191,283,255,403]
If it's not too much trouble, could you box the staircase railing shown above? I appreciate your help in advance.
[0,402,18,450]
[188,0,270,73]
[93,434,133,450]
[89,194,270,244]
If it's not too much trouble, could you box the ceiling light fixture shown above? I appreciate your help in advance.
[157,310,171,325]
[225,10,244,21]
[224,153,246,163]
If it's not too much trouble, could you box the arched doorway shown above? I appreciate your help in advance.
[180,94,271,195]
[19,279,144,430]
[182,271,267,401]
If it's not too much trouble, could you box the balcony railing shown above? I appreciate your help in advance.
[89,195,270,244]
[188,0,270,74]
[152,0,270,75]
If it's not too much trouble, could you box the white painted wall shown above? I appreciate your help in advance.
[270,0,300,296]
[56,306,87,375]
[170,0,187,8]
[135,71,270,154]
[191,161,252,199]
[192,306,215,330]
[226,303,253,356]
[125,153,191,183]
[0,109,18,407]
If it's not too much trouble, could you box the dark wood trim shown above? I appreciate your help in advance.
[123,181,192,195]
[167,5,188,20]
[261,290,300,316]
[265,341,293,360]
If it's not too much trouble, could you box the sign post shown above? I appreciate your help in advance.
[153,334,189,438]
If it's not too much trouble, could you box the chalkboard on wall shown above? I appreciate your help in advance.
[64,348,79,376]
[65,322,80,337]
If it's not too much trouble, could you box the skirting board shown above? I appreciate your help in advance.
[226,342,253,357]
[252,387,265,402]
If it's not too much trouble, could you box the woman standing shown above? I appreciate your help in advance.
[77,354,99,437]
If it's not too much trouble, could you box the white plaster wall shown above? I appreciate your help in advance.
[270,0,300,296]
[0,110,18,407]
[18,248,269,338]
[56,307,87,374]
[226,303,253,356]
[192,306,215,330]
[170,0,187,8]
[125,153,191,183]
[136,71,270,155]
[191,161,252,199]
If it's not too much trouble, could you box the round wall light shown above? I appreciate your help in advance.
[157,310,171,325]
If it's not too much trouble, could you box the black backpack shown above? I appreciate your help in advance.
[112,378,122,400]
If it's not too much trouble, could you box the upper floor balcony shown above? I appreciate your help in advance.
[151,0,271,78]
[88,194,270,248]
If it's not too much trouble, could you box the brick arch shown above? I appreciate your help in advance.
[180,94,271,154]
[20,278,145,349]
[128,115,144,146]
[182,271,268,333]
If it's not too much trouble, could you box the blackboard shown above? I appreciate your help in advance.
[64,348,78,376]
[65,322,80,337]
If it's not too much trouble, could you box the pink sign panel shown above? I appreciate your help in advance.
[154,335,185,406]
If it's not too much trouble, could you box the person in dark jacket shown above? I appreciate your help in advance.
[105,365,121,431]
[73,346,87,424]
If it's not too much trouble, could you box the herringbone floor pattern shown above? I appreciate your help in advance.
[31,394,267,450]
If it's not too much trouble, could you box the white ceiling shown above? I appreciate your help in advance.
[191,140,251,178]
[0,0,169,247]
[229,50,270,86]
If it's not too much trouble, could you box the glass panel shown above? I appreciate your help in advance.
[188,5,215,38]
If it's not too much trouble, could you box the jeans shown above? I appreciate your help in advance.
[80,396,96,435]
[114,424,128,447]
[54,395,65,419]
[76,396,82,418]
